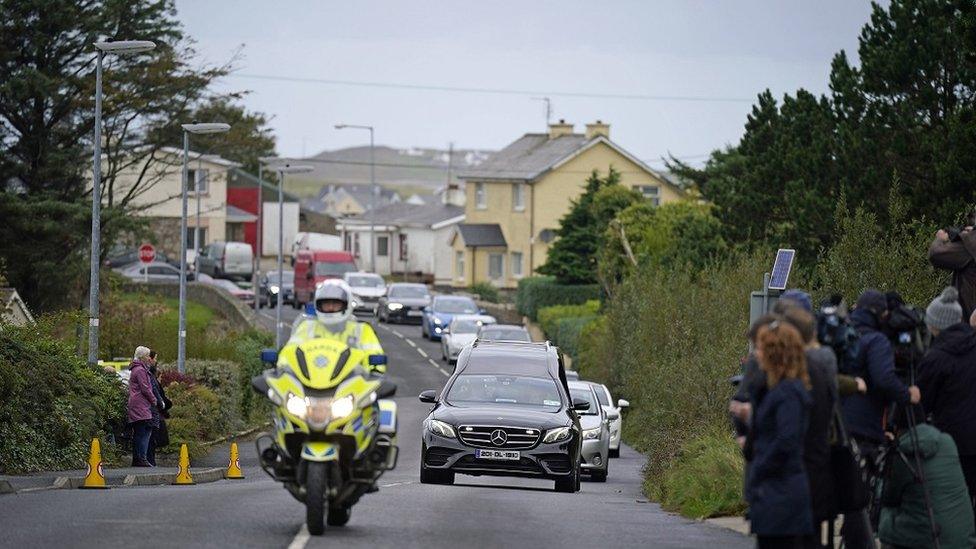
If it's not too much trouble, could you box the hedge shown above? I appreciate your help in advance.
[537,300,600,337]
[515,276,601,320]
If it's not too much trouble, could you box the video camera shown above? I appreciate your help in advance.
[944,209,976,242]
[883,292,929,383]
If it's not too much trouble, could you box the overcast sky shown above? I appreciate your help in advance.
[174,0,881,167]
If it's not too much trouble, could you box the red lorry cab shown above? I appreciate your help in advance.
[293,250,358,308]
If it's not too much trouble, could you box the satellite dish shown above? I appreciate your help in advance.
[539,229,556,244]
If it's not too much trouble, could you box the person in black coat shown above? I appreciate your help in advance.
[746,320,814,549]
[918,287,976,507]
[146,350,172,466]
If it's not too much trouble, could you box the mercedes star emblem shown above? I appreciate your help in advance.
[490,429,508,446]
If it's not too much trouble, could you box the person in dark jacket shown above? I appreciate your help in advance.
[929,223,976,318]
[840,290,921,548]
[145,350,171,467]
[917,287,976,508]
[746,320,814,549]
[878,418,976,549]
[127,346,157,467]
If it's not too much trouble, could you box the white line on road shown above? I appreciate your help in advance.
[380,481,414,488]
[417,348,428,358]
[439,368,450,377]
[406,339,416,348]
[392,330,404,338]
[428,359,439,367]
[287,524,309,549]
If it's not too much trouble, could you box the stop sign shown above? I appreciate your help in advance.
[138,243,156,264]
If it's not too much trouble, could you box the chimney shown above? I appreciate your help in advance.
[548,119,574,139]
[585,120,610,140]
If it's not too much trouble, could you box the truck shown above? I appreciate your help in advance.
[290,232,342,266]
[293,250,358,309]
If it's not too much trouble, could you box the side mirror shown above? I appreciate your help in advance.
[617,399,630,409]
[305,302,315,315]
[260,349,278,364]
[479,308,487,315]
[419,389,438,404]
[376,380,397,399]
[607,411,620,421]
[369,354,388,367]
[442,327,450,334]
[423,306,431,313]
[572,398,590,411]
[250,373,269,395]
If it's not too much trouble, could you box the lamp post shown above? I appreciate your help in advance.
[87,40,155,368]
[267,163,313,348]
[335,124,376,272]
[178,123,231,374]
[254,163,264,312]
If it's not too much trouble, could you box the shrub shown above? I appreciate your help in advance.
[234,330,274,423]
[469,282,500,304]
[180,359,244,433]
[537,300,599,337]
[551,316,597,363]
[163,382,224,458]
[0,313,127,473]
[516,276,601,320]
[159,369,198,388]
[654,427,746,519]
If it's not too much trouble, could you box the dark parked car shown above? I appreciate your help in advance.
[421,295,482,341]
[259,270,294,308]
[477,324,532,342]
[377,283,430,324]
[419,341,584,493]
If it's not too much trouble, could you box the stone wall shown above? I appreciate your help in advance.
[119,281,267,333]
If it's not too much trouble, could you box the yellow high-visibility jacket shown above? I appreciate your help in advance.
[287,318,386,374]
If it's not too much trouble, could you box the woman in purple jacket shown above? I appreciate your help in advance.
[128,346,157,467]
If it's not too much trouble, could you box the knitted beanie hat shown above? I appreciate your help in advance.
[926,287,963,331]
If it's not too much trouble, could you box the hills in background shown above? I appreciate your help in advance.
[282,145,493,198]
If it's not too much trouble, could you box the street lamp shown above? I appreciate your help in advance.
[335,124,376,272]
[87,39,156,368]
[178,122,231,374]
[263,162,313,349]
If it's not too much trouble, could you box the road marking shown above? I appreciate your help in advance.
[392,330,404,338]
[406,339,416,348]
[428,359,439,367]
[287,524,309,549]
[417,348,428,358]
[439,368,450,377]
[380,481,413,488]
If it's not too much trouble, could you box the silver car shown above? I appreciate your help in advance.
[592,383,628,458]
[568,381,610,482]
[344,272,386,315]
[441,314,495,364]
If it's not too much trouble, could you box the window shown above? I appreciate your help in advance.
[488,253,504,280]
[511,251,523,277]
[377,235,389,257]
[398,234,408,261]
[455,251,465,279]
[512,183,525,211]
[186,227,207,249]
[343,233,352,252]
[353,233,361,257]
[475,182,487,209]
[634,185,660,206]
[188,168,209,194]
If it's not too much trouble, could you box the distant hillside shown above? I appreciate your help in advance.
[282,145,492,198]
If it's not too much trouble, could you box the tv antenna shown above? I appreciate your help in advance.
[531,96,552,126]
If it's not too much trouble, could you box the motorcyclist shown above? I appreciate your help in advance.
[287,279,386,375]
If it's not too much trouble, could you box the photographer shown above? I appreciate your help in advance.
[917,287,976,508]
[929,213,976,318]
[840,290,921,548]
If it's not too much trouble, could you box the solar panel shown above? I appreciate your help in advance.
[768,249,796,291]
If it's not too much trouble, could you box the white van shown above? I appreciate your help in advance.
[198,241,254,280]
[290,232,341,266]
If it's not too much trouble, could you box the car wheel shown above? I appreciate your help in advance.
[590,466,608,483]
[609,448,620,459]
[554,466,579,493]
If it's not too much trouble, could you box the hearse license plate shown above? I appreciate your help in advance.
[407,310,423,317]
[476,449,520,460]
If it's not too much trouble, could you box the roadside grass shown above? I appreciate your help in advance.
[651,428,746,519]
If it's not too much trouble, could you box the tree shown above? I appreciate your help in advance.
[538,168,640,284]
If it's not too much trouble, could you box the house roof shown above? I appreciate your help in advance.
[317,183,400,203]
[0,288,35,325]
[226,205,258,223]
[453,223,507,247]
[339,202,464,229]
[458,134,588,181]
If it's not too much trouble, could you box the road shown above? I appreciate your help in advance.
[0,306,751,548]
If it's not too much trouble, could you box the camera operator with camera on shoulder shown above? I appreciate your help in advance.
[929,210,976,319]
[917,286,976,510]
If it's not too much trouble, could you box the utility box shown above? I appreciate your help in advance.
[750,291,781,326]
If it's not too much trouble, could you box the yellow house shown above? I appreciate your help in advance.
[451,120,684,288]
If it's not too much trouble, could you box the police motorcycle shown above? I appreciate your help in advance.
[251,337,399,535]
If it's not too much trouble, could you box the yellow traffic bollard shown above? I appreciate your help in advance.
[225,442,245,479]
[79,438,109,489]
[172,443,195,485]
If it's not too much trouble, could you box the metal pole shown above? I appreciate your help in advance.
[86,51,104,368]
[369,128,376,273]
[276,168,285,348]
[178,131,190,374]
[254,164,262,312]
[194,158,201,270]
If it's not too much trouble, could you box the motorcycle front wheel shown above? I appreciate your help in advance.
[306,462,328,535]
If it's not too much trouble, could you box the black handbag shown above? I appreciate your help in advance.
[154,418,170,448]
[830,408,869,513]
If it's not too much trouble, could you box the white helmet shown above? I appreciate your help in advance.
[314,279,355,328]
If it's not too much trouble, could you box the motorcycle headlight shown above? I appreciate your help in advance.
[285,393,307,419]
[426,419,456,438]
[305,396,332,429]
[582,427,602,440]
[387,302,403,311]
[330,394,355,419]
[543,426,572,444]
